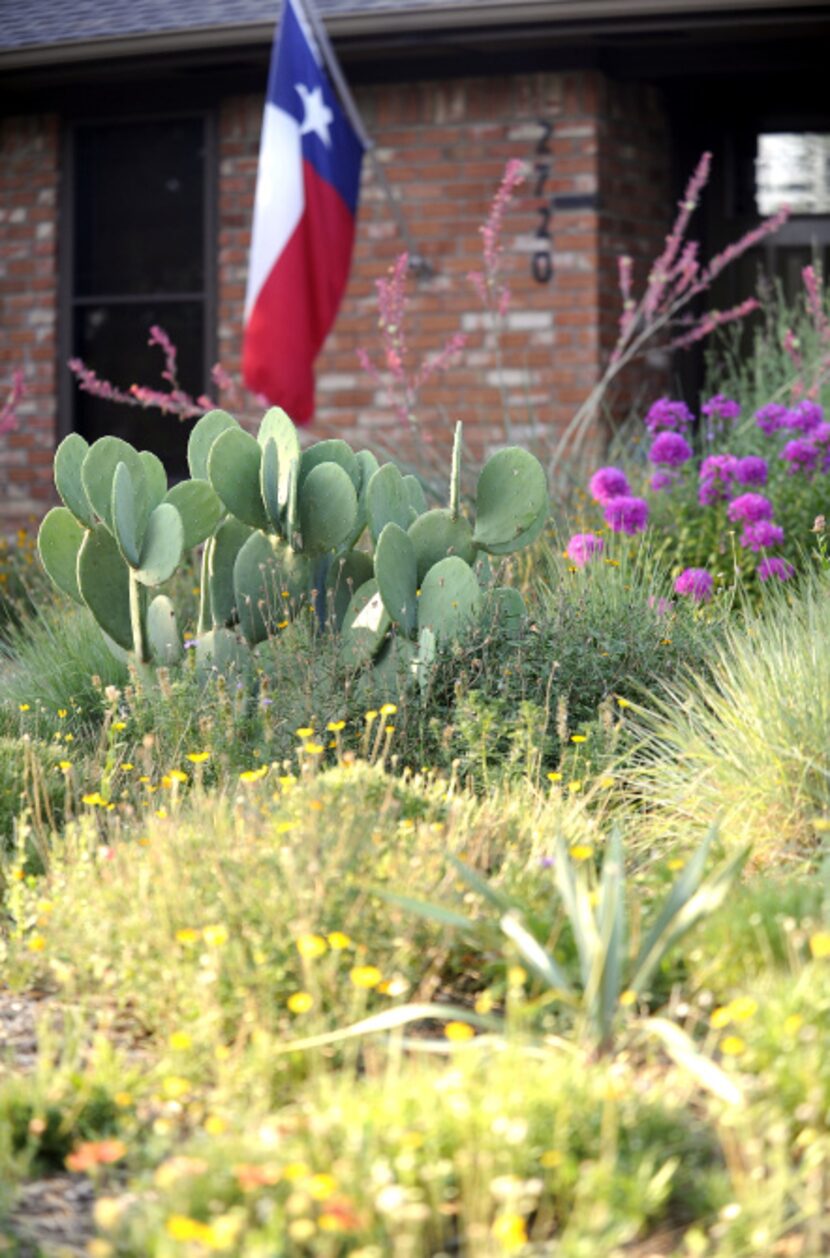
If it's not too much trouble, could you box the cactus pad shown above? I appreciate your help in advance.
[54,433,95,527]
[208,426,269,530]
[340,578,391,668]
[188,409,239,481]
[298,462,359,554]
[260,436,282,530]
[77,524,133,651]
[417,555,482,645]
[472,448,548,551]
[135,503,184,587]
[164,479,224,551]
[209,518,253,626]
[299,439,360,492]
[147,595,183,665]
[326,549,374,629]
[81,436,145,532]
[37,507,86,604]
[195,628,249,680]
[375,522,418,637]
[366,463,413,543]
[408,508,476,584]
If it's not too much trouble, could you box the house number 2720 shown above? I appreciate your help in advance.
[532,120,553,284]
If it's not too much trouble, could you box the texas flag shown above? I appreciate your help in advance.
[243,0,364,423]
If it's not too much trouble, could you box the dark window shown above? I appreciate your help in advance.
[68,116,213,477]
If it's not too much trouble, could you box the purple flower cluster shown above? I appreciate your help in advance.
[589,466,630,505]
[726,493,774,524]
[648,431,693,467]
[784,400,823,434]
[755,402,788,434]
[780,438,819,476]
[566,532,604,568]
[702,393,740,424]
[740,521,784,551]
[644,397,694,434]
[650,470,679,493]
[698,454,738,504]
[757,556,794,583]
[734,455,768,486]
[604,495,650,535]
[674,568,714,602]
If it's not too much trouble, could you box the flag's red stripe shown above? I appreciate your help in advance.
[243,160,356,424]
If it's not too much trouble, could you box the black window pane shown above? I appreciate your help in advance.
[73,303,204,479]
[74,119,205,297]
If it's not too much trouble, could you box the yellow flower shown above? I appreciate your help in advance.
[350,965,382,989]
[59,760,72,772]
[155,807,168,820]
[168,769,188,783]
[616,696,631,709]
[720,1035,746,1057]
[204,1114,226,1135]
[327,720,346,732]
[307,1173,337,1201]
[546,771,562,782]
[176,928,200,945]
[667,857,685,871]
[169,1031,192,1051]
[57,708,67,719]
[162,1075,191,1099]
[709,1006,732,1029]
[82,791,107,807]
[784,1013,803,1036]
[239,765,268,783]
[186,751,210,764]
[327,931,351,950]
[380,703,397,716]
[296,726,315,738]
[809,930,830,959]
[569,844,593,861]
[364,709,378,722]
[166,1216,211,1244]
[303,742,324,755]
[296,933,327,959]
[120,762,134,772]
[27,934,46,953]
[203,924,229,948]
[619,989,637,1007]
[570,734,587,743]
[474,991,494,1014]
[19,703,30,712]
[728,996,758,1022]
[444,1021,475,1042]
[114,1092,133,1109]
[540,1149,563,1168]
[112,721,126,731]
[491,1212,528,1251]
[597,776,615,789]
[568,780,583,794]
[64,733,74,742]
[287,991,314,1014]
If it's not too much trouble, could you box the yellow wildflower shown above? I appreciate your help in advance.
[186,751,210,763]
[327,931,351,950]
[287,991,314,1014]
[491,1212,528,1251]
[809,931,830,959]
[296,933,327,959]
[350,965,382,989]
[203,924,229,948]
[569,844,593,861]
[444,1021,475,1042]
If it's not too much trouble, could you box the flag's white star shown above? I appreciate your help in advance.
[295,83,334,147]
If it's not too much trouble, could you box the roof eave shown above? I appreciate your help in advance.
[0,0,825,71]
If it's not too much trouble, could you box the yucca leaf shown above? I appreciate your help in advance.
[552,833,599,988]
[632,828,714,979]
[499,911,573,994]
[448,854,514,914]
[644,1017,745,1106]
[590,827,625,1043]
[631,845,749,995]
[375,889,479,934]
[271,1002,501,1054]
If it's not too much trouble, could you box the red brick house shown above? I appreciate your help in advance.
[1,0,829,527]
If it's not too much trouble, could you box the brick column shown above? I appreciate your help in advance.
[0,114,59,531]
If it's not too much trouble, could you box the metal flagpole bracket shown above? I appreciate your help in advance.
[295,0,434,281]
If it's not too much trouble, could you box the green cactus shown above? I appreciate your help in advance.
[54,433,95,527]
[366,463,413,543]
[81,436,147,533]
[234,531,310,646]
[111,460,141,567]
[417,555,482,646]
[340,578,391,669]
[164,479,224,551]
[208,518,253,628]
[260,437,282,531]
[147,595,183,665]
[37,506,86,604]
[195,627,250,680]
[208,426,269,530]
[408,509,476,585]
[134,503,184,587]
[472,447,548,553]
[326,550,374,630]
[299,439,360,493]
[76,524,133,652]
[187,409,239,481]
[403,474,428,519]
[298,462,359,555]
[375,522,418,638]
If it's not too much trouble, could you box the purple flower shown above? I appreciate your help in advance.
[566,532,604,568]
[726,493,774,524]
[757,556,795,582]
[674,568,714,602]
[740,521,785,551]
[589,466,631,505]
[650,470,679,493]
[755,402,788,435]
[648,431,693,467]
[702,394,741,422]
[783,400,823,434]
[644,397,694,434]
[813,422,830,445]
[734,456,768,487]
[698,453,738,504]
[780,439,819,476]
[603,495,649,535]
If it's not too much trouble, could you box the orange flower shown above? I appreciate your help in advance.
[65,1139,127,1173]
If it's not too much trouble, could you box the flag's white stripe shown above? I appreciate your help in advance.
[244,103,304,321]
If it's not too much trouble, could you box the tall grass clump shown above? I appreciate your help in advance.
[626,573,830,858]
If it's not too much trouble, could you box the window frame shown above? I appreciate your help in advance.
[57,107,218,444]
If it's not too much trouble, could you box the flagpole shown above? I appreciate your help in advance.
[293,0,433,277]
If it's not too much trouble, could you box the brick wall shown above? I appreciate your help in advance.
[218,70,672,469]
[0,114,59,528]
